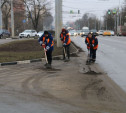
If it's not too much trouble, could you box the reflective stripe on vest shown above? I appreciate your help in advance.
[86,37,98,49]
[61,33,64,41]
[43,37,54,47]
[61,33,71,45]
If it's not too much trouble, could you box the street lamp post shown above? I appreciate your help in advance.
[11,0,15,37]
[100,16,104,30]
[118,0,122,26]
[95,17,97,30]
[106,20,107,30]
[55,0,62,47]
[0,0,2,29]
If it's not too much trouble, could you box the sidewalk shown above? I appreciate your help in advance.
[0,52,126,113]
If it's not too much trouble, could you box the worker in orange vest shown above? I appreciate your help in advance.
[39,31,54,68]
[85,33,98,63]
[60,29,71,61]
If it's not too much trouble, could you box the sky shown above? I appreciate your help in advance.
[51,0,124,24]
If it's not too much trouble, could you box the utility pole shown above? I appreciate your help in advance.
[100,17,102,30]
[0,0,2,29]
[55,0,62,47]
[88,20,89,28]
[117,12,119,27]
[11,0,15,37]
[119,8,122,26]
[119,0,121,26]
[114,15,117,33]
[106,20,107,30]
[94,16,97,30]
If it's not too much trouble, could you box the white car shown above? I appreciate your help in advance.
[37,31,44,37]
[19,30,37,38]
[76,30,83,36]
[81,29,90,37]
[110,30,115,36]
[69,30,78,36]
[98,30,104,35]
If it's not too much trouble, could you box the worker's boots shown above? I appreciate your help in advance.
[46,64,52,69]
[91,59,96,63]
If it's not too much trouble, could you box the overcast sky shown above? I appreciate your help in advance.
[51,0,124,24]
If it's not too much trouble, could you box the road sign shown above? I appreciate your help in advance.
[22,19,26,23]
[113,9,117,14]
[70,10,74,14]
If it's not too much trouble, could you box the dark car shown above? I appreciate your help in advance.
[0,29,10,39]
[90,29,99,36]
[81,29,90,37]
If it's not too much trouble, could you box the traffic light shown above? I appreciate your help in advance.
[78,10,80,14]
[108,10,111,15]
[70,10,74,14]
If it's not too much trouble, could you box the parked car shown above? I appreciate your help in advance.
[110,30,115,36]
[0,29,10,39]
[82,26,89,31]
[69,30,78,36]
[98,30,104,35]
[90,29,99,36]
[81,29,90,37]
[76,30,82,36]
[117,26,126,36]
[103,30,111,36]
[37,31,44,37]
[19,30,37,38]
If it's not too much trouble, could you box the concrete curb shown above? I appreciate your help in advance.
[0,42,79,66]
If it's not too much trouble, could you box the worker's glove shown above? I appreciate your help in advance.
[92,44,94,47]
[46,46,50,50]
[40,41,43,46]
[87,43,89,47]
[42,43,46,48]
[63,43,66,47]
[61,38,63,41]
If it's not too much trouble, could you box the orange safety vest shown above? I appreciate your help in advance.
[43,37,54,47]
[86,37,98,50]
[61,33,71,45]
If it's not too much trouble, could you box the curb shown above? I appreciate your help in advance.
[0,42,79,66]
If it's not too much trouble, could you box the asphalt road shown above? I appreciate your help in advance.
[71,35,126,92]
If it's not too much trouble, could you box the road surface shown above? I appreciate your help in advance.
[0,53,126,113]
[71,36,126,92]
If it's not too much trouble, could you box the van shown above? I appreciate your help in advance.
[117,26,126,36]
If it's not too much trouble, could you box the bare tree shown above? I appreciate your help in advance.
[74,13,100,30]
[103,10,115,30]
[22,0,51,31]
[1,0,11,29]
[1,0,8,7]
[42,12,53,30]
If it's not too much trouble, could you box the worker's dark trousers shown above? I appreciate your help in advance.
[90,49,97,60]
[46,50,52,65]
[63,44,70,59]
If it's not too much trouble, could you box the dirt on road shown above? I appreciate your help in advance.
[0,52,126,113]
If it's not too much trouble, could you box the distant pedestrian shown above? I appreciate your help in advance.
[85,33,98,63]
[39,31,54,68]
[60,29,71,61]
